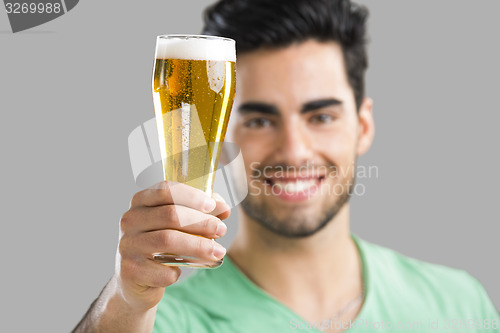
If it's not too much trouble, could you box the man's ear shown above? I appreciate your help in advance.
[356,97,375,156]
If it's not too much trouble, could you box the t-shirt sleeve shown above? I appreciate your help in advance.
[467,273,500,321]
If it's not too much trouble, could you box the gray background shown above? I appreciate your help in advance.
[1,1,498,332]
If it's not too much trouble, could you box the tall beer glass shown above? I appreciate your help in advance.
[152,35,236,268]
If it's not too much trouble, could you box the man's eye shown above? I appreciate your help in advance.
[310,114,334,124]
[244,118,273,128]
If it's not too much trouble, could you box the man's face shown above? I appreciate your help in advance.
[227,40,374,238]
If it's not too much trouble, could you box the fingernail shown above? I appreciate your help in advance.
[204,198,216,212]
[213,241,226,259]
[215,221,227,237]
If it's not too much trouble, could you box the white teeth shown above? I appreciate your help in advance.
[273,180,317,193]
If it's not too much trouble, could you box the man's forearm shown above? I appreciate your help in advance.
[72,277,157,333]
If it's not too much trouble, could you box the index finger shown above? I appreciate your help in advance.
[131,181,216,213]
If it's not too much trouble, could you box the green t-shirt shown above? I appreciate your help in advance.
[154,235,499,332]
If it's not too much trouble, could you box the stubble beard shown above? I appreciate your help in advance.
[240,169,356,238]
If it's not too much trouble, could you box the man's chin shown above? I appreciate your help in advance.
[240,196,347,239]
[241,200,333,238]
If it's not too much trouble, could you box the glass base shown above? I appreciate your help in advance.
[153,253,223,268]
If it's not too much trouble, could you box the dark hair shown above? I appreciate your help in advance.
[202,0,369,110]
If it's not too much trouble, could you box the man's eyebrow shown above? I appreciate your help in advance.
[301,98,343,113]
[237,99,343,115]
[237,102,280,115]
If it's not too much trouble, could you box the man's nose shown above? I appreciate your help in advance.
[275,119,314,166]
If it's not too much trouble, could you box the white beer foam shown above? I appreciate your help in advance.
[156,35,236,62]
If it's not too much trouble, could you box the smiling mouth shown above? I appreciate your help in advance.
[265,176,325,189]
[262,176,326,199]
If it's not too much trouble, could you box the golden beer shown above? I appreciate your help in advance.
[151,35,236,268]
[152,36,236,196]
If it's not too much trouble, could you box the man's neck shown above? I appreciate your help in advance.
[227,203,364,324]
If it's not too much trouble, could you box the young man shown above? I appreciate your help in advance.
[73,0,499,332]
